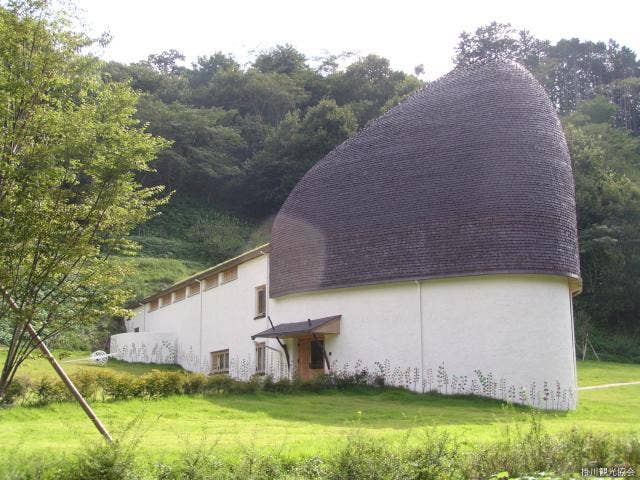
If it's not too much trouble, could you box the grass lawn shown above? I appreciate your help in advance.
[0,349,184,378]
[1,352,639,462]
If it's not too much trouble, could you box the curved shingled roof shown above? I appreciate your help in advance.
[269,61,581,298]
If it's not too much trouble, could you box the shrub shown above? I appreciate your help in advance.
[234,451,283,480]
[70,370,101,399]
[140,370,184,397]
[182,373,207,394]
[229,375,260,394]
[62,440,139,480]
[33,377,71,406]
[402,430,464,480]
[98,371,141,401]
[205,374,235,393]
[0,374,32,406]
[329,436,402,479]
[155,442,224,480]
[271,377,293,393]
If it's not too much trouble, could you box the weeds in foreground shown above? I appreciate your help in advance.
[1,414,638,480]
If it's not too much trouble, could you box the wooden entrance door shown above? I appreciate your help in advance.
[297,337,325,380]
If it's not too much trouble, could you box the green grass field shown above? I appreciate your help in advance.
[0,349,184,378]
[0,351,639,463]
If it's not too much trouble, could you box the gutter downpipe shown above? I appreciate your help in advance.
[195,279,204,372]
[569,284,578,406]
[140,302,146,331]
[415,280,425,393]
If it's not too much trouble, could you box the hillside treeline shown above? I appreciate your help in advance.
[108,23,640,353]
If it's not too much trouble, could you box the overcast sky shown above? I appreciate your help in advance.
[75,0,640,80]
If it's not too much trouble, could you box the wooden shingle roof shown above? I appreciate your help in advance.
[269,60,581,298]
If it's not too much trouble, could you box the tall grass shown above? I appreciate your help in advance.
[2,415,638,479]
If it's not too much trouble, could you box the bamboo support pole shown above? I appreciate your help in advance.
[2,290,113,443]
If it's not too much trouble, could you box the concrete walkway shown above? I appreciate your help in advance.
[578,381,640,391]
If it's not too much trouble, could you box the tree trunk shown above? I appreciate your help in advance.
[0,320,26,401]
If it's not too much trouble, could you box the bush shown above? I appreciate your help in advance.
[402,430,464,480]
[229,375,260,394]
[0,374,32,405]
[262,376,292,393]
[205,374,235,393]
[98,371,141,401]
[70,370,101,399]
[33,377,71,406]
[330,436,402,479]
[63,440,139,480]
[182,372,207,394]
[140,370,184,397]
[2,361,442,408]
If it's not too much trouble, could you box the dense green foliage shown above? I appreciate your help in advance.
[0,2,167,396]
[104,48,419,218]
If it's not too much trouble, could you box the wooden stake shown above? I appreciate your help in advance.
[24,323,113,443]
[1,289,112,443]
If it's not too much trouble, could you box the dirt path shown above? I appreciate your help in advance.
[578,381,640,391]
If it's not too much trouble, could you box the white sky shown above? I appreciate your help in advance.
[75,0,640,80]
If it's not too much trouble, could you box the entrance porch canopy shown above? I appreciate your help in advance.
[251,315,341,340]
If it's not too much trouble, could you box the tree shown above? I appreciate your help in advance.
[0,2,167,399]
[564,101,640,334]
[329,54,422,125]
[241,99,358,216]
[135,96,246,202]
[603,77,640,134]
[454,22,548,68]
[254,44,307,75]
[146,49,185,75]
[189,52,239,88]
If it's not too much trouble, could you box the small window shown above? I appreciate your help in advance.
[221,266,238,284]
[188,283,200,297]
[211,349,229,374]
[255,343,265,375]
[255,285,266,318]
[310,339,324,369]
[204,275,218,291]
[174,287,186,302]
[160,293,172,308]
[148,299,159,312]
[134,327,140,333]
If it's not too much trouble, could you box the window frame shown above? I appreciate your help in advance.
[254,285,266,319]
[148,299,159,312]
[255,342,266,375]
[221,265,238,284]
[204,275,218,291]
[160,293,172,308]
[174,287,186,302]
[211,349,229,374]
[188,283,200,297]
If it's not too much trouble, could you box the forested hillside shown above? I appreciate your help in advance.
[114,23,640,359]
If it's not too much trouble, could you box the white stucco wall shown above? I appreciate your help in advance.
[270,273,577,409]
[419,275,577,409]
[270,282,422,385]
[116,253,286,377]
[110,332,177,364]
[115,252,577,410]
[199,254,286,378]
